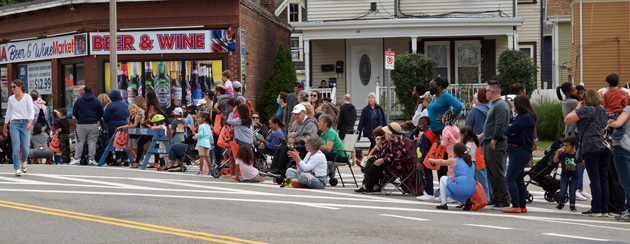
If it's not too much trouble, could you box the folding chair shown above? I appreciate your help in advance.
[327,131,359,187]
[380,138,422,195]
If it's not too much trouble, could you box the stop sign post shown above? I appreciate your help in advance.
[385,50,394,123]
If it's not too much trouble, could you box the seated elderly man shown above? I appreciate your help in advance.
[263,104,317,177]
[282,136,328,189]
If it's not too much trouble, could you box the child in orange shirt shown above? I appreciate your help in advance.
[603,73,627,149]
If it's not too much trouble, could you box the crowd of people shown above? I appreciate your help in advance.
[2,71,629,222]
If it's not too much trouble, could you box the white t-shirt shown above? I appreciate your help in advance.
[5,94,34,123]
[466,141,477,162]
[236,159,259,181]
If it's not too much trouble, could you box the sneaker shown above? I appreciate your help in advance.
[15,169,21,177]
[556,204,564,210]
[268,169,282,177]
[21,161,27,173]
[570,206,577,212]
[364,188,382,195]
[576,191,588,201]
[69,159,80,165]
[492,202,510,210]
[615,211,630,222]
[603,140,613,151]
[416,194,434,201]
[259,168,270,173]
[280,178,292,188]
[196,171,203,175]
[436,204,448,210]
[501,208,522,214]
[582,209,602,217]
[580,191,593,199]
[88,160,98,166]
[354,187,367,193]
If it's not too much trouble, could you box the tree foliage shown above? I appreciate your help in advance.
[390,53,437,119]
[492,49,538,96]
[0,0,33,6]
[258,42,297,123]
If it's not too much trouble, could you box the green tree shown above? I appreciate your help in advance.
[0,0,34,6]
[492,49,538,96]
[258,42,297,123]
[390,53,437,119]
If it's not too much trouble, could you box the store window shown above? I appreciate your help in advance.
[425,41,450,81]
[455,40,481,84]
[61,63,85,118]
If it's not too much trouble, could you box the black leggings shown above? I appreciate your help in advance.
[363,156,386,189]
[135,135,162,166]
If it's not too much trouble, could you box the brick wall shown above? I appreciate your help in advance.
[239,3,292,111]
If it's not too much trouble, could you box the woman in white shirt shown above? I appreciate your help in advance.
[285,136,328,189]
[3,80,35,176]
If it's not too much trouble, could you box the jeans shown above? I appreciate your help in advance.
[608,113,626,140]
[484,140,509,204]
[559,174,578,206]
[213,131,224,167]
[583,149,611,213]
[74,123,99,160]
[285,169,326,189]
[9,119,31,169]
[475,167,491,202]
[423,164,434,196]
[612,145,630,212]
[506,146,530,208]
[577,165,586,191]
[169,143,193,162]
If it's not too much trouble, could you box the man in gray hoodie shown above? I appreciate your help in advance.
[266,104,317,176]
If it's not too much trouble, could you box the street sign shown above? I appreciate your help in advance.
[385,51,395,70]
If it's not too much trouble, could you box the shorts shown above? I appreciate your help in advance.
[129,138,138,149]
[198,146,210,156]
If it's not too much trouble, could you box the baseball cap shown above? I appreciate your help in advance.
[419,91,432,99]
[214,80,224,86]
[151,114,165,123]
[173,107,183,115]
[233,81,242,89]
[295,80,305,88]
[196,99,207,106]
[292,104,306,114]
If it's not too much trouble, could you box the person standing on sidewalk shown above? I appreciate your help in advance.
[337,94,356,140]
[71,86,103,166]
[478,80,511,209]
[3,80,34,176]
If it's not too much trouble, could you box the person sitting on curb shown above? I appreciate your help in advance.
[282,136,327,189]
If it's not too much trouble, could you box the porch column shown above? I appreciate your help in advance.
[411,36,417,53]
[304,39,310,87]
[508,34,514,50]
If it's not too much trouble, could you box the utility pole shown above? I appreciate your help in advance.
[109,0,118,93]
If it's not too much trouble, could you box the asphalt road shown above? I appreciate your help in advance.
[1,164,628,244]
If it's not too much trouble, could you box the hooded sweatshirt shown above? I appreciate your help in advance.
[104,90,130,128]
[73,92,104,124]
[337,103,356,137]
[289,115,318,145]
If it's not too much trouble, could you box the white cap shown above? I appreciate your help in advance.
[173,107,183,115]
[419,91,432,99]
[292,104,306,114]
[196,99,207,106]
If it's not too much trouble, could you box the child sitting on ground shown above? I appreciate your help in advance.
[194,112,213,175]
[29,123,54,164]
[602,73,627,150]
[233,144,263,183]
[53,108,71,164]
[553,136,580,212]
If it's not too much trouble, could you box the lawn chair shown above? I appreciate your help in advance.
[327,131,359,187]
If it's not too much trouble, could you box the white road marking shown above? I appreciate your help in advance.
[380,214,428,221]
[543,233,609,242]
[463,224,513,230]
[0,176,52,185]
[33,174,155,190]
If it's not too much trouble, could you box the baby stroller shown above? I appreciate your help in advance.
[177,127,200,172]
[0,125,13,164]
[524,138,565,203]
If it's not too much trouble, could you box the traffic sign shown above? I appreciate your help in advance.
[385,51,395,70]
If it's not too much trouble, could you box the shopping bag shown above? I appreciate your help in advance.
[49,135,60,153]
[213,114,223,134]
[475,146,485,170]
[217,125,232,148]
[113,131,129,149]
[422,140,445,170]
[470,181,488,211]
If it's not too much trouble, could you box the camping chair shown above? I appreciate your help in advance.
[327,131,359,187]
[380,138,422,195]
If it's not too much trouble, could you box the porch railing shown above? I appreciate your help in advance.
[311,86,336,104]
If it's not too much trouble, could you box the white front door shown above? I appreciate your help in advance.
[348,41,382,110]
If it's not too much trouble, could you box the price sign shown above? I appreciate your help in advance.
[26,62,53,95]
[385,51,395,70]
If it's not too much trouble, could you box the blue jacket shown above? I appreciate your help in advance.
[465,103,490,135]
[264,130,285,151]
[427,92,462,132]
[357,104,386,138]
[73,92,103,124]
[505,113,536,152]
[104,90,130,128]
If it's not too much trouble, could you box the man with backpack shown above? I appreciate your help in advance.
[70,86,103,166]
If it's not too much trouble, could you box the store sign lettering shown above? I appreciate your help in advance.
[89,30,235,55]
[0,34,87,64]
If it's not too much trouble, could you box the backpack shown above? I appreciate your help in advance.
[235,93,254,115]
[36,105,47,128]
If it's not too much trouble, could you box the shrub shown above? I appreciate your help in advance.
[493,50,538,96]
[390,53,437,119]
[531,91,564,141]
[258,43,297,123]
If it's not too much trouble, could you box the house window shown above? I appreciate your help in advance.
[289,3,301,22]
[425,41,450,81]
[455,40,481,84]
[291,34,303,61]
[517,0,537,4]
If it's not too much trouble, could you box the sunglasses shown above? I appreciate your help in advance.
[295,85,303,88]
[11,86,17,89]
[252,117,260,119]
[311,94,317,97]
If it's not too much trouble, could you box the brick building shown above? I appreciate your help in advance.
[0,0,291,122]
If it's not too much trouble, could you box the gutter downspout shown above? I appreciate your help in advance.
[554,17,560,88]
[580,0,583,86]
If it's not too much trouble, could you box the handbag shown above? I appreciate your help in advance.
[422,139,446,170]
[213,114,223,134]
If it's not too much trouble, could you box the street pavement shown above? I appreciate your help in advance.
[0,164,628,244]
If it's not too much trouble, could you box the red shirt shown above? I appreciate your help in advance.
[603,88,628,114]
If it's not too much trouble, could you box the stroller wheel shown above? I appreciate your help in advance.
[210,168,221,178]
[274,177,284,185]
[554,192,569,203]
[544,191,555,202]
[329,178,338,186]
[527,193,534,203]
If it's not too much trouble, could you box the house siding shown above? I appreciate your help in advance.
[570,1,630,89]
[307,0,513,21]
[556,22,571,85]
[311,39,347,102]
[517,2,542,88]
